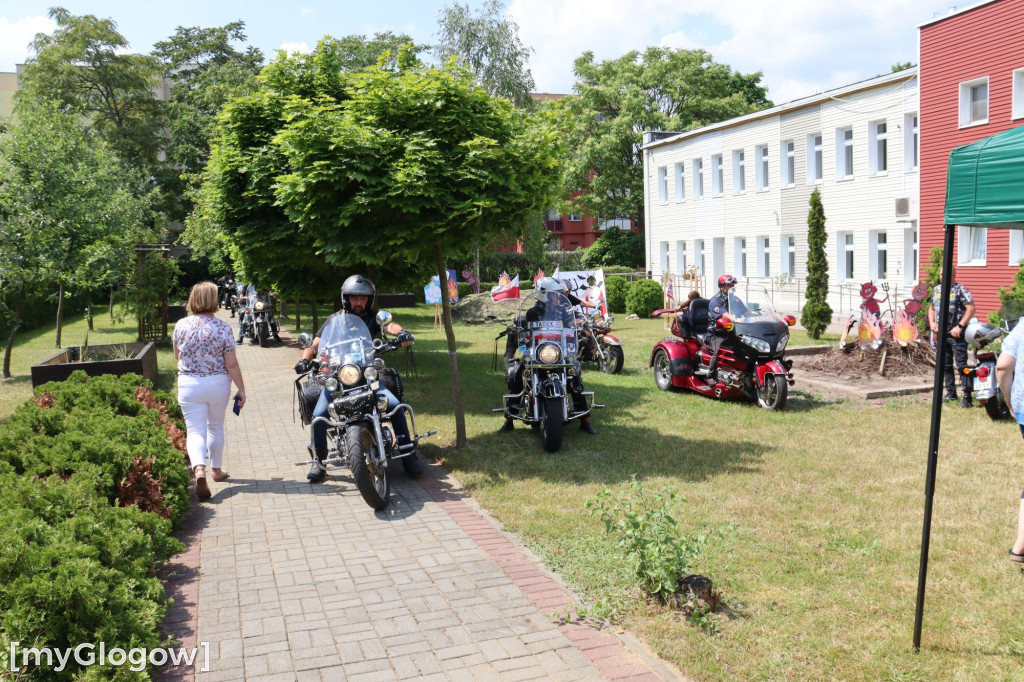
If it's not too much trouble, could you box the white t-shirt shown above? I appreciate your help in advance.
[999,321,1024,423]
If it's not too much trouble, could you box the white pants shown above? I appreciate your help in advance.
[178,373,232,470]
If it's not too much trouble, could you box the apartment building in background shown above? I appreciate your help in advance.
[643,69,920,317]
[919,0,1024,316]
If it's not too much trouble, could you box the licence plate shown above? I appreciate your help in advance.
[974,375,992,391]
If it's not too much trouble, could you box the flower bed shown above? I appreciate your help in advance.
[0,371,191,680]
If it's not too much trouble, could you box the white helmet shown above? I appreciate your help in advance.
[964,318,1003,349]
[534,277,567,304]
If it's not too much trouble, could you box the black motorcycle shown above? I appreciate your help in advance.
[577,309,624,374]
[294,312,434,509]
[218,278,235,309]
[239,286,281,347]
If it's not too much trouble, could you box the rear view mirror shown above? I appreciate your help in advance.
[376,310,393,328]
[298,333,312,348]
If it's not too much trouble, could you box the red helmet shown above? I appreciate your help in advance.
[718,274,736,287]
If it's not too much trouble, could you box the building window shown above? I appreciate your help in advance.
[545,208,558,221]
[781,140,795,187]
[958,226,987,265]
[695,239,705,275]
[660,241,669,273]
[1014,68,1024,120]
[1011,230,1024,266]
[756,145,769,191]
[839,232,855,280]
[869,230,888,280]
[869,120,888,176]
[959,77,989,127]
[904,114,919,171]
[836,127,853,180]
[568,213,581,221]
[781,234,796,276]
[757,236,770,277]
[711,154,723,197]
[904,227,918,285]
[806,133,822,184]
[732,149,745,194]
[693,158,704,199]
[734,238,748,278]
[674,162,685,202]
[657,166,667,204]
[676,240,687,273]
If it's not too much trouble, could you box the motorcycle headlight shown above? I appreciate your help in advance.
[537,343,561,364]
[255,301,264,311]
[363,367,378,381]
[605,315,614,326]
[324,378,339,393]
[777,333,789,352]
[739,334,771,354]
[339,364,361,386]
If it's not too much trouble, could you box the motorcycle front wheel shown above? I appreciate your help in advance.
[652,349,676,391]
[541,396,563,453]
[756,374,788,411]
[257,322,269,347]
[599,344,624,374]
[984,393,1012,421]
[347,424,389,510]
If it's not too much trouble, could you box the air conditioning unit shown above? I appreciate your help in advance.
[895,197,911,217]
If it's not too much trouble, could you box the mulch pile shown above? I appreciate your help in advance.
[451,292,525,324]
[805,335,936,379]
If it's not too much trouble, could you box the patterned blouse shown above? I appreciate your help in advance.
[173,315,236,377]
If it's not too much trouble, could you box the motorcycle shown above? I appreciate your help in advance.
[649,285,795,410]
[576,308,624,374]
[294,311,435,510]
[218,278,235,310]
[488,292,599,453]
[963,317,1012,420]
[239,286,281,347]
[228,281,245,318]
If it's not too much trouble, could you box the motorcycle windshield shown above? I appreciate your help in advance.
[317,313,374,369]
[518,293,578,330]
[728,287,783,324]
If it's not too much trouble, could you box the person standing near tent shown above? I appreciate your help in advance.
[997,320,1024,561]
[927,266,975,407]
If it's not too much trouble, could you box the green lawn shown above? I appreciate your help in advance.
[4,303,1021,680]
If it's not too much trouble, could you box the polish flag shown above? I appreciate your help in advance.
[490,275,520,302]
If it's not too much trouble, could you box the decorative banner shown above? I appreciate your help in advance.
[490,271,520,302]
[446,269,459,302]
[553,268,607,316]
[532,268,545,285]
[424,276,442,304]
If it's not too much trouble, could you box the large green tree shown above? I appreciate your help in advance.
[0,101,151,357]
[271,47,563,446]
[561,47,771,232]
[801,188,832,339]
[434,0,535,108]
[19,7,166,178]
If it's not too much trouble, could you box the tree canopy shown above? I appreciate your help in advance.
[561,47,771,231]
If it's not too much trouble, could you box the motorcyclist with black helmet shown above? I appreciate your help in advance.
[294,274,419,482]
[706,274,738,383]
[499,277,598,435]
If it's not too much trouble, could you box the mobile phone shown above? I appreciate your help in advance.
[232,393,243,416]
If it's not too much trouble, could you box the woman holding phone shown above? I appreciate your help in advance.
[173,281,247,500]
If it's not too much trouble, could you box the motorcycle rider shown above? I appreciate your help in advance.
[499,277,598,435]
[294,275,419,482]
[706,274,738,383]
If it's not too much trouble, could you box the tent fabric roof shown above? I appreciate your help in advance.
[944,123,1024,228]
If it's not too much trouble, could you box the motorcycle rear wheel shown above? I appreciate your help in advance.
[348,425,389,510]
[984,393,1012,421]
[756,374,788,411]
[541,397,563,453]
[653,349,676,391]
[599,344,624,374]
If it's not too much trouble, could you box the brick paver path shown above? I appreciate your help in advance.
[190,315,680,681]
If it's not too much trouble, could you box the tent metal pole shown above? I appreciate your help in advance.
[913,223,956,651]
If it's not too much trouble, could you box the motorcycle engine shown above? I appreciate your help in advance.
[718,369,742,388]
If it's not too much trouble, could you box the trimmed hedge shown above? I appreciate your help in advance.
[606,276,630,314]
[626,279,664,317]
[0,371,190,681]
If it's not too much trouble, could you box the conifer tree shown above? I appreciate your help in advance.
[801,189,832,339]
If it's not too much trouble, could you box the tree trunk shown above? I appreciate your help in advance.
[311,300,319,334]
[475,243,481,293]
[294,301,300,332]
[109,285,115,321]
[86,295,94,331]
[3,297,23,379]
[55,281,65,349]
[435,244,467,448]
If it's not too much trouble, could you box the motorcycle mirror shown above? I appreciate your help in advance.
[297,332,313,348]
[376,310,393,328]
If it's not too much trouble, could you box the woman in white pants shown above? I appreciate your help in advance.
[174,281,247,500]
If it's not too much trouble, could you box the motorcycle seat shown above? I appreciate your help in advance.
[688,298,710,344]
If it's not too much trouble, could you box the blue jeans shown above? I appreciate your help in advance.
[311,386,409,454]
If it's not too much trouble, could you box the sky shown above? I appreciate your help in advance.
[1,0,961,104]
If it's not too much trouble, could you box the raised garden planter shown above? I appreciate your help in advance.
[31,342,158,388]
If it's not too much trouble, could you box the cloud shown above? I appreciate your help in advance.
[300,7,314,18]
[278,41,311,55]
[507,0,935,101]
[0,15,56,71]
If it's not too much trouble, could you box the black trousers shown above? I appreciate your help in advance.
[941,334,970,397]
[706,335,727,376]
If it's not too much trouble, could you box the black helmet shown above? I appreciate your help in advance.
[341,274,376,312]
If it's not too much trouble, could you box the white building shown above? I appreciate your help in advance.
[642,68,920,319]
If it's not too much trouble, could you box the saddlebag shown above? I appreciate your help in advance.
[379,367,405,402]
[297,379,322,426]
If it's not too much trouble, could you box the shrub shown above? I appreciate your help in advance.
[626,279,664,317]
[582,228,644,269]
[456,281,474,299]
[801,189,832,338]
[606,276,630,314]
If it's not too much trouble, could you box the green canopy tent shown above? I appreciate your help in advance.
[914,123,1024,650]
